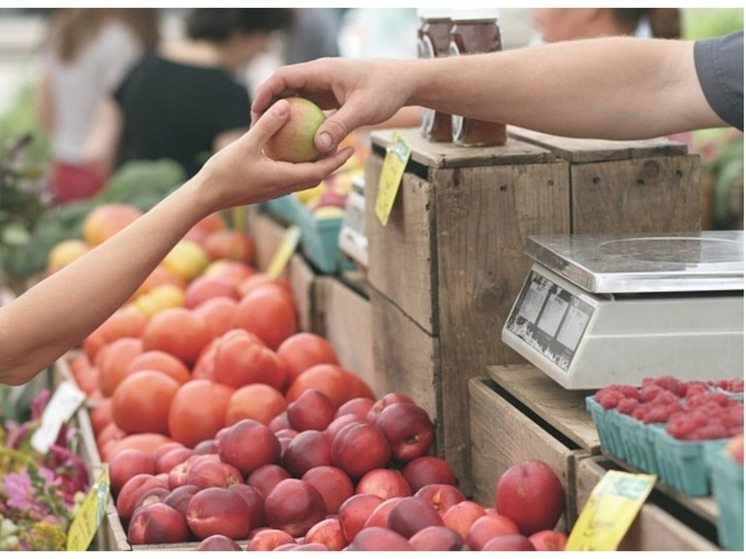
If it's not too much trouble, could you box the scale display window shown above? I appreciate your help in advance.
[507,270,595,372]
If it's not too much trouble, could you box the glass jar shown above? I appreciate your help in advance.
[449,9,507,147]
[417,9,453,142]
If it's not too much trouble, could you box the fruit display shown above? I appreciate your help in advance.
[588,375,744,495]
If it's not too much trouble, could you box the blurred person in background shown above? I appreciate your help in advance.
[86,8,294,179]
[284,8,342,64]
[35,8,160,203]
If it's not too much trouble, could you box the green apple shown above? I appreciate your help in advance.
[264,97,327,163]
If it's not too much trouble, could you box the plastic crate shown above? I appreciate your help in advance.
[707,445,744,551]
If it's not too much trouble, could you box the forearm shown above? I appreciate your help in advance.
[0,178,209,385]
[409,37,722,139]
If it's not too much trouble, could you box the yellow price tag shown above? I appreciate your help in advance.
[375,131,412,226]
[566,470,656,551]
[66,465,110,551]
[266,225,301,278]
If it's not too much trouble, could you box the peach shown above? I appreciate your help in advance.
[367,392,414,421]
[155,447,195,475]
[414,483,466,517]
[443,500,487,539]
[196,534,243,550]
[246,464,291,499]
[282,430,332,477]
[301,465,355,515]
[335,397,375,419]
[185,459,243,489]
[264,479,326,538]
[374,402,435,462]
[109,448,155,498]
[304,517,348,551]
[227,484,266,529]
[286,388,336,432]
[330,422,391,479]
[128,502,189,545]
[347,526,415,551]
[402,455,456,492]
[362,497,403,529]
[337,493,384,542]
[387,495,444,539]
[116,473,169,527]
[483,534,536,551]
[186,487,252,540]
[246,528,295,551]
[465,514,520,551]
[167,453,219,489]
[495,459,566,536]
[409,525,465,551]
[131,487,170,517]
[529,529,569,551]
[355,468,412,500]
[324,414,365,442]
[162,484,200,518]
[217,418,281,477]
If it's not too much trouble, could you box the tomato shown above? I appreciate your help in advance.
[112,370,181,435]
[168,379,235,448]
[234,284,298,350]
[276,332,340,387]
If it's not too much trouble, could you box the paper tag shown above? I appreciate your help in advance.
[375,131,412,226]
[566,470,657,551]
[31,381,85,454]
[266,225,301,278]
[66,465,110,551]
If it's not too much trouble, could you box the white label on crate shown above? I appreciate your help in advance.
[31,380,85,454]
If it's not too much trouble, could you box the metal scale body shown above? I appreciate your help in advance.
[502,231,744,389]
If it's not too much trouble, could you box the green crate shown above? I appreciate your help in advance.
[707,444,744,551]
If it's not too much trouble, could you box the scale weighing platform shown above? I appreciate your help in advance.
[502,231,744,389]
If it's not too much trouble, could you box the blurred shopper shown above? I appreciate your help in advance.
[284,8,342,64]
[86,8,293,179]
[0,98,354,387]
[36,8,160,203]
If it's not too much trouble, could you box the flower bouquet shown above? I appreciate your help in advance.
[0,389,90,551]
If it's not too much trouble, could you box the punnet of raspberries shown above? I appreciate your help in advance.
[593,375,743,441]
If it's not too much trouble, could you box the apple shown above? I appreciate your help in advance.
[409,525,465,551]
[263,478,326,537]
[402,455,456,492]
[246,528,295,551]
[529,529,569,551]
[128,502,190,545]
[494,459,565,536]
[186,487,252,540]
[195,534,243,551]
[304,517,348,551]
[331,422,391,479]
[387,496,444,539]
[263,97,327,163]
[282,429,332,477]
[355,468,412,500]
[374,402,435,462]
[217,418,281,477]
[337,493,384,542]
[286,388,336,432]
[301,465,355,515]
[347,526,415,551]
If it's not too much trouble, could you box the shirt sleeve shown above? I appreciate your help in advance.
[693,30,744,131]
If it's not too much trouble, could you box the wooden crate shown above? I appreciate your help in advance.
[315,272,375,392]
[469,365,597,523]
[365,127,701,495]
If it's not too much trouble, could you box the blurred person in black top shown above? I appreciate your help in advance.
[86,8,293,178]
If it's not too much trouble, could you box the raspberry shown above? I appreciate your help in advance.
[595,389,624,410]
[616,397,639,415]
[639,384,664,402]
[651,390,679,407]
[681,381,708,398]
[643,404,670,424]
[686,423,729,441]
[632,405,649,421]
[650,375,683,396]
[667,415,698,439]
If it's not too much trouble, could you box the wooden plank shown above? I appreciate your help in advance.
[575,457,719,551]
[509,126,689,163]
[487,364,600,453]
[469,377,583,526]
[370,287,440,448]
[371,128,555,169]
[366,155,438,335]
[101,497,131,551]
[286,252,317,334]
[316,277,375,391]
[571,155,701,234]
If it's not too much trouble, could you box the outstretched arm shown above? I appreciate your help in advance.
[252,36,728,154]
[0,99,353,386]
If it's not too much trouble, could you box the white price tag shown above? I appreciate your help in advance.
[31,380,85,454]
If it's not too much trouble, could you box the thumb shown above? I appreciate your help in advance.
[249,99,290,143]
[314,106,360,154]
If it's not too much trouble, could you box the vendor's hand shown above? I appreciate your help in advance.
[251,58,412,156]
[196,99,355,213]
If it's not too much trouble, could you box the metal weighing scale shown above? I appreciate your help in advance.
[502,231,744,389]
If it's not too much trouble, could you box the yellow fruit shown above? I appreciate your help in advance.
[163,240,210,281]
[296,181,326,205]
[314,206,346,220]
[131,284,185,317]
[47,239,90,272]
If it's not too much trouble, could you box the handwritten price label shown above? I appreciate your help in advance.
[266,225,301,278]
[375,132,412,226]
[566,470,656,551]
[67,465,110,551]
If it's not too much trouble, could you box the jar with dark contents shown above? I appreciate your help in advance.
[449,9,507,147]
[417,9,453,142]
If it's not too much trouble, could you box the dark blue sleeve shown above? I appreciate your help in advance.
[694,31,743,131]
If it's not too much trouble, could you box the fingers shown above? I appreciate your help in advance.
[247,99,290,143]
[280,146,356,191]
